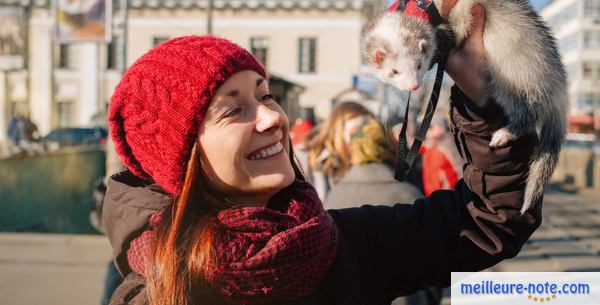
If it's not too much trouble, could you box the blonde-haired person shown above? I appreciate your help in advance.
[304,101,374,200]
[104,7,541,305]
[325,117,422,209]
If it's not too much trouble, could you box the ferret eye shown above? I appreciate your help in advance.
[417,63,422,69]
[392,69,399,75]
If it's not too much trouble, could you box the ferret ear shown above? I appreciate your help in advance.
[372,49,387,67]
[418,39,428,54]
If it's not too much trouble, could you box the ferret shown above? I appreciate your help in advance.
[362,0,568,213]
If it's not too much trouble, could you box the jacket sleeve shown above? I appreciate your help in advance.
[327,86,541,304]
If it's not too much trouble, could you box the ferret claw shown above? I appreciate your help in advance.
[489,128,516,148]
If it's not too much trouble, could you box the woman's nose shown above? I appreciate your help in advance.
[255,104,283,133]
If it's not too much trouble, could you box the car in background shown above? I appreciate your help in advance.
[41,127,107,147]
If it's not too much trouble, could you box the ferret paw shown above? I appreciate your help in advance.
[489,128,516,148]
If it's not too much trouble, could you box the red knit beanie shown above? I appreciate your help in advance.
[109,35,267,195]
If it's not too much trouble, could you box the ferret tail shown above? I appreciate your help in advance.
[521,106,567,214]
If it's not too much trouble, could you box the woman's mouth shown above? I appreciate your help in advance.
[247,142,284,160]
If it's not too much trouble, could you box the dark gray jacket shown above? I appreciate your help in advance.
[105,86,541,305]
[325,163,423,209]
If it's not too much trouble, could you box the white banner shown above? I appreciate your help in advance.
[452,272,600,305]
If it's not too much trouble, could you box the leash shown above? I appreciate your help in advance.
[391,0,456,181]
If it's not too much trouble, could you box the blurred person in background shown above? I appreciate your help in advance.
[290,107,315,148]
[420,115,463,196]
[325,117,422,208]
[304,101,374,200]
[289,107,315,181]
[7,114,19,146]
[6,111,39,152]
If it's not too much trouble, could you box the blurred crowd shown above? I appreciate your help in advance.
[292,101,462,206]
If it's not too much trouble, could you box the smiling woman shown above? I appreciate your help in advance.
[197,71,295,207]
[103,34,542,305]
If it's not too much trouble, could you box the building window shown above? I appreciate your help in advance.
[57,102,74,127]
[585,31,600,48]
[56,44,72,69]
[583,62,593,79]
[153,37,169,46]
[298,38,316,73]
[250,37,269,67]
[107,38,119,70]
[583,0,600,18]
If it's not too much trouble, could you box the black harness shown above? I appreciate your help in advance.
[393,0,456,182]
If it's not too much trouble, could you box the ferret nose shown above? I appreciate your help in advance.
[408,84,420,91]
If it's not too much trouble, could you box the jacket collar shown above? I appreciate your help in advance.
[103,171,173,275]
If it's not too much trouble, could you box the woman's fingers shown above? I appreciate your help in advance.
[446,4,488,107]
[462,5,486,58]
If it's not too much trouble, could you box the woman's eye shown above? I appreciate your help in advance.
[224,108,241,118]
[260,93,275,103]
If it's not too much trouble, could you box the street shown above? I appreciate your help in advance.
[493,188,600,272]
[0,188,598,305]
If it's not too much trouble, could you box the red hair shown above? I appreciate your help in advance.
[146,141,304,305]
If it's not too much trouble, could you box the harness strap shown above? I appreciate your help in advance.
[394,30,456,181]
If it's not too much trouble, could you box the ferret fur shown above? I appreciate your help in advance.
[362,0,568,214]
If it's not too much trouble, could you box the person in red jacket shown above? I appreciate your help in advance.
[420,115,462,196]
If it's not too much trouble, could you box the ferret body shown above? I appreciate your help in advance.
[362,0,568,213]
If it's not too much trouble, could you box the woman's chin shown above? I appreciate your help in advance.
[253,172,295,192]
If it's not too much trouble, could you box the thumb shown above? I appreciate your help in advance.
[463,5,486,52]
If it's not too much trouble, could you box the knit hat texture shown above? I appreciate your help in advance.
[109,35,266,195]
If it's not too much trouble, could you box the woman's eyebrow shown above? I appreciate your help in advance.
[225,78,264,97]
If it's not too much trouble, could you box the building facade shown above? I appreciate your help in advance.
[541,0,600,135]
[0,0,382,142]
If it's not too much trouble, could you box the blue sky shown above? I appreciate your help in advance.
[529,0,552,11]
[384,1,551,12]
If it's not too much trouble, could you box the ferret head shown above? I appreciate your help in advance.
[362,13,435,92]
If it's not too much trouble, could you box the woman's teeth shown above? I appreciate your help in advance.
[248,142,283,160]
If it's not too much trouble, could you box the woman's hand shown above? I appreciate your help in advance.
[446,5,487,107]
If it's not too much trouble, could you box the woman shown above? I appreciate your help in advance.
[303,101,374,199]
[104,6,540,305]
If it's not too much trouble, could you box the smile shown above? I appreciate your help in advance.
[248,142,284,160]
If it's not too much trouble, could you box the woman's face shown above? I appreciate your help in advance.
[197,70,295,206]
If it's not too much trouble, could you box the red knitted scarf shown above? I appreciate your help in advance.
[127,180,339,303]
